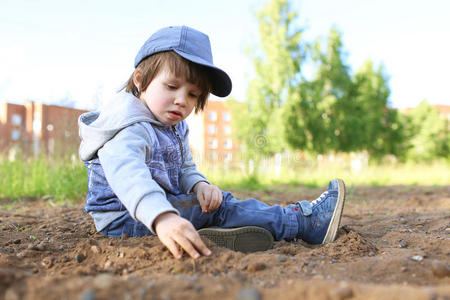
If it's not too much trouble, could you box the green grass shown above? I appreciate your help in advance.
[201,159,450,190]
[0,154,87,203]
[0,154,448,204]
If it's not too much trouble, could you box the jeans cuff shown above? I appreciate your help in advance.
[285,211,299,240]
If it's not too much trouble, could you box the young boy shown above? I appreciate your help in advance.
[78,26,346,259]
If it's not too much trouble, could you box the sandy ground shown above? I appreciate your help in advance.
[0,185,449,300]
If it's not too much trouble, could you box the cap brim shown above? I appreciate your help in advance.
[174,50,232,97]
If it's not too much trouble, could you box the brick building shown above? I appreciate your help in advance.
[0,101,87,156]
[186,100,238,162]
[1,99,241,160]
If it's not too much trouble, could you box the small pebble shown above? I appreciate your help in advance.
[90,245,101,254]
[35,242,46,251]
[277,255,287,262]
[193,285,202,293]
[247,262,266,272]
[410,255,423,262]
[16,251,29,258]
[236,288,262,300]
[13,239,21,244]
[93,274,116,289]
[81,289,96,300]
[431,260,450,278]
[104,260,113,269]
[229,271,247,282]
[329,285,354,300]
[4,247,14,254]
[75,254,85,263]
[139,289,147,298]
[398,240,408,248]
[41,257,53,268]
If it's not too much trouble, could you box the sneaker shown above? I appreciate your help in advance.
[198,226,274,253]
[295,179,346,244]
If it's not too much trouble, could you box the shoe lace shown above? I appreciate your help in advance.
[311,191,329,206]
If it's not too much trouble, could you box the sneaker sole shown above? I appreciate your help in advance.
[322,179,346,244]
[198,226,274,253]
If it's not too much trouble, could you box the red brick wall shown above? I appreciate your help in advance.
[40,104,87,155]
[0,101,87,156]
[202,101,237,162]
[0,103,27,152]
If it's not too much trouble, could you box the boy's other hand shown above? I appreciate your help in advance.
[193,182,223,213]
[154,212,211,259]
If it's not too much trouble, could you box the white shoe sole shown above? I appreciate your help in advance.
[322,179,346,244]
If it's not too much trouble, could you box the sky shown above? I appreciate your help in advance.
[0,0,449,110]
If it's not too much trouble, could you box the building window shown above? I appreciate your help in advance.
[208,111,217,121]
[11,129,21,141]
[11,114,22,126]
[223,125,231,135]
[209,138,218,149]
[224,139,232,149]
[208,124,216,134]
[223,112,231,122]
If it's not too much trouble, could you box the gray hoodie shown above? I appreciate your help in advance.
[78,91,208,233]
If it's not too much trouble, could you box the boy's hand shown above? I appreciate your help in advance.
[193,182,223,213]
[154,212,211,259]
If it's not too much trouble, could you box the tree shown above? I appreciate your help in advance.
[233,0,304,160]
[353,60,405,158]
[404,101,449,161]
[283,27,356,154]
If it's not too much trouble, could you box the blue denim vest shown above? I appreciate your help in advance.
[84,122,187,212]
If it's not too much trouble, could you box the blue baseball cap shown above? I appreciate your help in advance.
[134,26,232,97]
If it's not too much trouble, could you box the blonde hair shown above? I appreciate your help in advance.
[123,51,211,113]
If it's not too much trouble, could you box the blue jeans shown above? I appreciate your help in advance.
[101,191,300,241]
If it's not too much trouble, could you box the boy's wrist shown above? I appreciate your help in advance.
[153,212,178,232]
[193,181,208,193]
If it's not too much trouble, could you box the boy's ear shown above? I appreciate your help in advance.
[133,69,142,92]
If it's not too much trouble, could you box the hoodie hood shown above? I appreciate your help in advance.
[79,91,166,161]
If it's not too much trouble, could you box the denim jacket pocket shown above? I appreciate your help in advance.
[146,146,181,193]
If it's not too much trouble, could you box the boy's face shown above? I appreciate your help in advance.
[139,68,201,126]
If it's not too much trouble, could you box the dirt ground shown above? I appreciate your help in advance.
[0,185,449,300]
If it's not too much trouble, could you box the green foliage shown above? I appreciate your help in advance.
[0,154,87,202]
[233,0,303,161]
[283,27,355,153]
[403,101,449,161]
[353,60,406,159]
[237,0,414,160]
